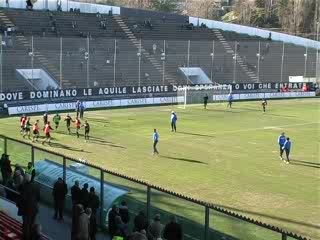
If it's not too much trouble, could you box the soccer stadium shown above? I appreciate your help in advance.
[0,0,319,240]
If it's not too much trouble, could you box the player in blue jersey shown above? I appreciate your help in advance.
[278,132,286,160]
[171,111,177,132]
[282,138,292,164]
[227,93,233,108]
[153,129,159,155]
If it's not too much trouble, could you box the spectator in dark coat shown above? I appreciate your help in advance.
[0,154,12,185]
[71,180,81,205]
[108,205,119,237]
[80,183,89,208]
[119,200,130,224]
[52,177,68,220]
[149,214,163,240]
[114,215,129,238]
[87,187,100,240]
[134,211,148,232]
[18,174,40,240]
[163,216,183,240]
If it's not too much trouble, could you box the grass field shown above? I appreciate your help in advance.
[0,98,319,239]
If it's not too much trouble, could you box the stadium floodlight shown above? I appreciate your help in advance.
[177,84,232,109]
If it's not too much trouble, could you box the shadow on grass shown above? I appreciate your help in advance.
[290,159,320,166]
[177,131,215,138]
[49,142,91,153]
[161,155,207,165]
[290,162,320,169]
[89,138,126,149]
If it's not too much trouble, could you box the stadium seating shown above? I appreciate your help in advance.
[0,7,316,91]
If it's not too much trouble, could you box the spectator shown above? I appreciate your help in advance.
[114,215,129,238]
[0,154,12,186]
[25,162,35,182]
[6,0,9,8]
[18,174,40,240]
[163,216,183,240]
[134,211,148,232]
[74,204,90,240]
[80,102,85,119]
[26,0,33,10]
[80,183,89,208]
[13,169,24,190]
[52,177,68,221]
[128,231,148,240]
[71,180,81,205]
[149,214,163,240]
[119,200,130,224]
[88,187,99,240]
[162,15,166,23]
[152,43,157,55]
[108,205,119,237]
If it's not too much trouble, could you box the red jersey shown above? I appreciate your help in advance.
[75,119,81,128]
[21,117,26,127]
[33,123,39,131]
[44,124,52,134]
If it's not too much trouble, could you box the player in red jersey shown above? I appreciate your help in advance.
[42,121,54,145]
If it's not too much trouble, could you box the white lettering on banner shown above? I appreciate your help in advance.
[235,84,240,90]
[30,90,78,99]
[83,89,92,96]
[259,83,271,89]
[98,87,127,95]
[0,92,23,101]
[7,93,315,115]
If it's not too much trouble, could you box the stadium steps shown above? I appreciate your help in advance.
[113,15,176,85]
[211,28,259,83]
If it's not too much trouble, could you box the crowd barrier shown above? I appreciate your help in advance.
[0,135,312,240]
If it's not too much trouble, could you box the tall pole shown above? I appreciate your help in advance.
[60,37,62,89]
[86,37,90,88]
[113,39,117,87]
[233,41,237,83]
[187,40,190,84]
[280,42,285,83]
[210,40,215,82]
[162,40,166,85]
[304,47,308,77]
[0,34,2,92]
[138,39,141,86]
[257,41,261,82]
[31,36,34,85]
[316,22,319,82]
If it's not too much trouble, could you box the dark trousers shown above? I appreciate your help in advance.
[228,101,232,108]
[54,199,65,219]
[171,122,176,132]
[204,102,207,109]
[85,131,90,140]
[22,213,37,240]
[153,140,159,154]
[80,110,84,119]
[285,149,290,161]
[279,146,284,157]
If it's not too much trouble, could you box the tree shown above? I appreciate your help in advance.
[151,0,178,12]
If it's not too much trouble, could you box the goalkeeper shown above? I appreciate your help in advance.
[170,111,177,132]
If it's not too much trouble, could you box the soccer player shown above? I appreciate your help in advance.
[80,102,85,119]
[153,129,159,155]
[203,94,209,109]
[262,98,268,113]
[171,111,177,132]
[227,92,233,108]
[42,121,53,145]
[43,112,49,125]
[75,117,81,138]
[23,117,32,140]
[278,132,286,160]
[83,120,90,142]
[282,137,292,164]
[53,113,61,129]
[64,113,73,134]
[32,120,40,142]
[20,114,27,134]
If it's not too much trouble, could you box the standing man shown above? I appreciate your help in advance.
[75,117,81,138]
[32,120,40,142]
[261,98,268,113]
[53,113,61,130]
[170,111,177,132]
[80,101,85,119]
[64,113,73,134]
[83,120,90,142]
[88,187,100,240]
[278,132,286,160]
[75,100,80,118]
[203,94,208,109]
[42,121,53,145]
[20,114,27,134]
[0,154,12,186]
[153,129,159,155]
[52,177,68,221]
[227,92,233,108]
[23,117,32,140]
[71,180,81,206]
[282,137,292,164]
[43,112,49,125]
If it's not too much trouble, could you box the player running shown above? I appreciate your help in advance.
[282,137,292,164]
[83,120,90,142]
[23,117,32,140]
[42,121,53,145]
[20,114,27,134]
[262,98,268,113]
[227,92,233,108]
[64,114,74,134]
[203,94,208,109]
[32,120,40,142]
[53,113,61,129]
[75,117,81,138]
[278,132,286,160]
[43,112,49,125]
[171,111,177,132]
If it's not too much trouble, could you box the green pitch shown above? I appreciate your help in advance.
[0,98,319,239]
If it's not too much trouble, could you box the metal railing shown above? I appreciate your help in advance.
[0,134,311,240]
